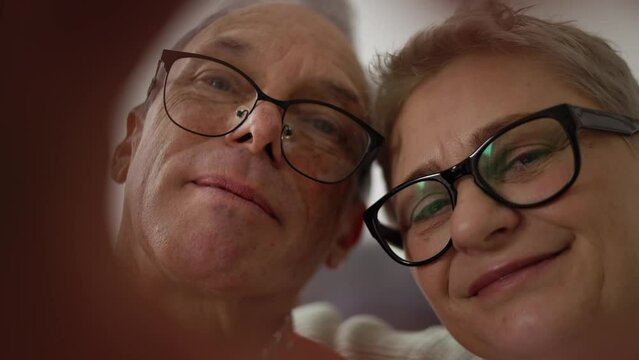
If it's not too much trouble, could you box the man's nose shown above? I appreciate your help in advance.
[224,101,284,164]
[449,178,521,255]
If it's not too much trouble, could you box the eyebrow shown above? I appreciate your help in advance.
[202,35,254,58]
[318,80,365,113]
[398,111,532,185]
[203,36,364,112]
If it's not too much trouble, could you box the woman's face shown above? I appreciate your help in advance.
[389,53,639,359]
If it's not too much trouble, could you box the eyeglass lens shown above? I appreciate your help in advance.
[165,57,257,136]
[378,116,576,262]
[163,56,370,183]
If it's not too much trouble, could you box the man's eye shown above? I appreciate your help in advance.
[206,77,233,92]
[311,117,337,135]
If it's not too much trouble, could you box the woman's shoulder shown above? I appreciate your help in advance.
[336,315,478,360]
[293,302,480,360]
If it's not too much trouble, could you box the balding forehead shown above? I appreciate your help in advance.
[188,3,368,102]
[213,3,344,36]
[186,4,347,55]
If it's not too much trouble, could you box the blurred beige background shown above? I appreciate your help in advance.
[108,0,639,329]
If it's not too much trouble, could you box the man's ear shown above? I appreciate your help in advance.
[111,110,144,183]
[325,200,365,269]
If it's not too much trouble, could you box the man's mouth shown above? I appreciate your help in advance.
[192,176,278,222]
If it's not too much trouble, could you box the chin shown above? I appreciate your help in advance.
[446,285,598,359]
[153,228,245,277]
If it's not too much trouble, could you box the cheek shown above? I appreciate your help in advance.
[288,182,353,259]
[298,181,350,224]
[586,165,639,304]
[130,109,175,170]
[272,184,356,288]
[560,142,638,251]
[131,127,182,198]
[411,256,451,310]
[537,140,639,310]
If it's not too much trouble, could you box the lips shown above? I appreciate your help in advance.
[468,248,567,297]
[191,176,278,221]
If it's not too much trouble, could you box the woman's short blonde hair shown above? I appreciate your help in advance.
[374,0,639,179]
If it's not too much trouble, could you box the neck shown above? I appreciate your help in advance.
[160,285,294,342]
[114,230,298,358]
[163,291,297,358]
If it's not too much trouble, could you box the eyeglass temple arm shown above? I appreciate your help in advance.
[572,106,639,135]
[146,59,164,98]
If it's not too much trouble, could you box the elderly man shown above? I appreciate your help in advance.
[109,0,381,358]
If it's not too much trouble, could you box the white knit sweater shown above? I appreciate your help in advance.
[293,302,481,360]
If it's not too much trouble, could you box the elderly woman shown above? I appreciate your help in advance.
[364,1,639,359]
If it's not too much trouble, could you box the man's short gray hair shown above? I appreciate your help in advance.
[172,0,354,51]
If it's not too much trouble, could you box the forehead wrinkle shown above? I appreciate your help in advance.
[392,129,447,187]
[192,3,366,113]
[316,79,365,113]
[199,35,254,59]
[395,112,530,186]
[399,142,453,186]
[468,111,532,150]
[259,40,365,113]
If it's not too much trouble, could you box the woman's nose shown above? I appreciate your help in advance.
[449,178,521,255]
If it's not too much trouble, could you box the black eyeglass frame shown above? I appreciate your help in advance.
[364,103,639,266]
[150,49,384,184]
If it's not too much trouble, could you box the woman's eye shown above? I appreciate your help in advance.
[482,143,557,182]
[412,198,451,222]
[506,148,552,172]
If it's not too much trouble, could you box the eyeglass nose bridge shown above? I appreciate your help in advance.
[251,88,298,141]
[439,157,488,208]
[253,87,290,115]
[232,88,290,134]
[440,158,474,186]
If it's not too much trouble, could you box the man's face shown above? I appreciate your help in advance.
[113,4,367,298]
[390,53,639,359]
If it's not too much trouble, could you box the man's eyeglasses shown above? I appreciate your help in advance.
[364,104,639,266]
[151,49,383,184]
